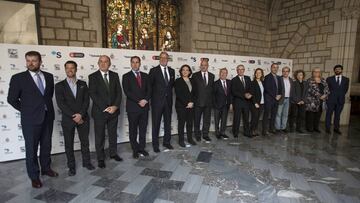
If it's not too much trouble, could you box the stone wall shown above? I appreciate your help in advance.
[39,0,102,47]
[183,0,270,56]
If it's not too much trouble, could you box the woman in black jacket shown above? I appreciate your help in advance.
[174,64,196,147]
[289,70,308,133]
[250,68,265,136]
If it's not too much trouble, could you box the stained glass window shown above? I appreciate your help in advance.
[104,0,180,51]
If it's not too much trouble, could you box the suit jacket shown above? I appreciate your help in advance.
[290,80,308,104]
[88,70,122,119]
[231,75,252,107]
[213,79,232,109]
[264,73,283,105]
[192,71,215,107]
[55,79,89,126]
[122,71,151,112]
[149,65,175,107]
[326,75,349,104]
[7,70,55,125]
[174,77,195,109]
[250,79,264,105]
[278,77,293,104]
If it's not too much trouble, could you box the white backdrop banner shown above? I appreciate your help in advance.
[0,43,292,162]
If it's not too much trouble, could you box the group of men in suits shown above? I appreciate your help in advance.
[7,50,349,188]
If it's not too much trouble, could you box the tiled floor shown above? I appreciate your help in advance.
[1,118,360,203]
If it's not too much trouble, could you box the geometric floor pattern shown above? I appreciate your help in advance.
[1,119,360,203]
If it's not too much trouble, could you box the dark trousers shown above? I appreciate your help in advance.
[306,110,322,132]
[94,115,118,161]
[289,103,306,131]
[232,104,250,136]
[194,106,212,138]
[151,102,172,149]
[62,119,91,169]
[325,102,344,130]
[250,104,264,132]
[262,102,278,133]
[22,112,53,180]
[176,107,194,143]
[128,111,148,153]
[214,105,229,136]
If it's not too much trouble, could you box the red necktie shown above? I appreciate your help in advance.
[136,72,142,88]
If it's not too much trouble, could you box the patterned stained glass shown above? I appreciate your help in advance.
[107,0,132,49]
[134,0,156,50]
[159,0,179,52]
[105,0,179,50]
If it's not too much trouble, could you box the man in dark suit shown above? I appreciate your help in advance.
[55,61,95,176]
[149,52,175,152]
[122,56,151,158]
[7,51,58,188]
[88,55,123,168]
[262,63,283,136]
[192,58,215,142]
[325,64,349,134]
[213,68,232,140]
[231,65,252,138]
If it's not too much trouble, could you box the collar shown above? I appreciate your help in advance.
[29,70,42,77]
[66,77,77,84]
[100,70,109,75]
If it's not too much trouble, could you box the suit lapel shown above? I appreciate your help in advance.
[26,70,43,96]
[63,79,76,100]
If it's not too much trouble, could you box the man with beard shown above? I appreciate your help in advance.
[325,65,349,134]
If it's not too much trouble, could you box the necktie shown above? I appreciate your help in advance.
[136,71,142,88]
[203,72,207,86]
[337,76,340,86]
[36,72,45,95]
[104,73,109,90]
[163,67,169,85]
[241,76,245,88]
[274,75,278,88]
[223,81,227,95]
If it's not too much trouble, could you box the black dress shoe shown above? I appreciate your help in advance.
[179,142,186,148]
[282,129,289,133]
[42,169,59,177]
[98,160,106,168]
[244,134,253,138]
[296,129,304,133]
[133,152,139,159]
[221,134,229,140]
[163,144,174,150]
[68,168,76,176]
[139,150,149,156]
[203,136,211,142]
[153,148,160,153]
[325,128,331,134]
[188,139,197,145]
[195,136,201,142]
[314,129,321,133]
[110,154,123,162]
[31,179,42,188]
[334,129,342,134]
[216,134,221,139]
[83,163,95,170]
[269,130,276,134]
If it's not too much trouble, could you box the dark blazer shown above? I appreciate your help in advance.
[278,77,294,104]
[231,75,252,107]
[250,80,264,105]
[88,70,122,118]
[7,70,55,125]
[290,80,308,104]
[149,65,175,107]
[122,71,151,112]
[326,75,349,104]
[55,79,89,126]
[174,77,194,109]
[192,71,215,107]
[213,79,232,109]
[264,73,283,105]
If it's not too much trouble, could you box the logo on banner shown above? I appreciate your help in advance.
[10,64,19,70]
[18,135,24,141]
[2,114,7,119]
[177,57,187,62]
[110,53,115,60]
[249,60,255,64]
[233,59,236,63]
[152,55,173,61]
[111,65,118,71]
[69,52,85,58]
[258,60,262,65]
[190,57,196,62]
[17,124,22,130]
[221,59,228,62]
[8,49,18,58]
[1,125,10,131]
[54,64,61,71]
[4,148,12,154]
[20,146,25,153]
[143,65,148,71]
[90,65,97,70]
[15,112,20,118]
[5,137,10,143]
[271,61,282,65]
[51,51,62,58]
[0,100,8,107]
[142,55,146,60]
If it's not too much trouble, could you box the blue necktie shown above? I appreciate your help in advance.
[36,72,45,95]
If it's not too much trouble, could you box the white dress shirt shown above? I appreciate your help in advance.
[100,70,110,83]
[283,77,290,98]
[29,70,46,90]
[160,65,169,81]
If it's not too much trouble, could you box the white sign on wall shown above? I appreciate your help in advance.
[0,43,292,162]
